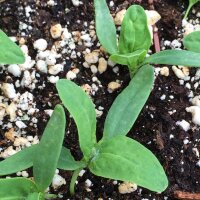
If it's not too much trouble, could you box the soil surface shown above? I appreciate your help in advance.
[0,0,200,199]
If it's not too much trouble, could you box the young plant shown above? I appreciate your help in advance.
[183,31,200,52]
[0,69,168,195]
[0,105,69,199]
[184,0,199,19]
[0,29,25,64]
[94,0,200,77]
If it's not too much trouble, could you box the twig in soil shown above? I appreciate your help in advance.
[153,25,161,52]
[174,191,200,200]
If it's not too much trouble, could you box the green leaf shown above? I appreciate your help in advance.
[144,49,200,67]
[0,145,36,176]
[118,5,151,54]
[0,30,25,64]
[0,145,81,176]
[58,147,86,170]
[184,0,199,19]
[110,49,147,66]
[27,193,45,200]
[183,31,200,53]
[33,105,66,191]
[94,0,118,54]
[89,136,168,192]
[103,64,154,139]
[56,79,97,159]
[0,177,38,199]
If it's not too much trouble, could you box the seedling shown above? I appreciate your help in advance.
[0,105,70,199]
[183,31,200,52]
[0,72,168,195]
[0,30,25,64]
[94,1,200,77]
[184,0,199,19]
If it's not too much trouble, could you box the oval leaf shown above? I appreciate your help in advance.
[118,5,151,54]
[103,64,154,139]
[94,0,118,54]
[183,31,200,53]
[0,30,25,64]
[89,136,168,192]
[33,105,66,191]
[56,79,97,158]
[144,49,200,67]
[0,177,38,199]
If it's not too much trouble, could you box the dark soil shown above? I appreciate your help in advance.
[0,0,200,199]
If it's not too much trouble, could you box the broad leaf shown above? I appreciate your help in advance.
[33,105,66,191]
[56,79,97,159]
[27,193,44,200]
[0,145,36,176]
[0,30,25,64]
[89,136,168,192]
[144,50,200,67]
[110,49,147,66]
[0,177,38,199]
[94,0,118,54]
[183,31,200,53]
[118,5,151,54]
[58,147,86,170]
[0,146,81,176]
[103,64,154,139]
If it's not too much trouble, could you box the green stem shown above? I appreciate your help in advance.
[184,4,193,19]
[69,168,82,195]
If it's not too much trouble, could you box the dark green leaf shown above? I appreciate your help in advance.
[144,50,200,67]
[118,5,151,54]
[103,64,154,139]
[0,30,25,64]
[58,147,86,170]
[183,31,200,52]
[89,136,168,192]
[56,79,97,159]
[0,177,38,199]
[33,105,66,191]
[94,0,118,54]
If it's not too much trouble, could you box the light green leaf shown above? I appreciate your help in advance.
[89,136,168,192]
[110,49,147,66]
[183,31,200,53]
[0,177,38,199]
[0,145,36,176]
[118,5,151,54]
[103,64,154,139]
[94,0,118,54]
[56,79,97,159]
[0,145,81,176]
[33,105,66,191]
[0,30,25,64]
[184,0,199,19]
[27,193,44,200]
[58,147,86,170]
[144,50,200,67]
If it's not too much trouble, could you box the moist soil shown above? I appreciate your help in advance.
[0,0,200,199]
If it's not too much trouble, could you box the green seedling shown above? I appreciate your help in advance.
[183,31,200,52]
[0,29,25,64]
[94,1,200,77]
[57,74,168,194]
[0,69,168,195]
[184,0,199,19]
[0,105,70,199]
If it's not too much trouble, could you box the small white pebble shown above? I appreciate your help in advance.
[33,39,48,51]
